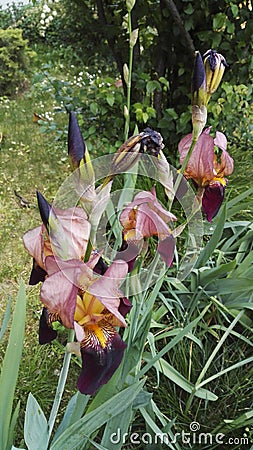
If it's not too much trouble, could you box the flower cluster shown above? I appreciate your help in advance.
[23,112,176,395]
[23,48,233,395]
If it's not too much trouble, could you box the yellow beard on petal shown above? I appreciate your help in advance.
[88,324,107,349]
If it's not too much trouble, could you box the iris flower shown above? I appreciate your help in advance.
[23,191,90,284]
[39,257,131,394]
[178,128,234,222]
[119,187,177,267]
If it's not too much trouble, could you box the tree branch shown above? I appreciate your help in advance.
[163,0,195,54]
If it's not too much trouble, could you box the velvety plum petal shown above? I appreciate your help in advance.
[157,234,175,266]
[119,296,132,317]
[29,259,47,285]
[115,240,139,272]
[93,256,108,275]
[202,182,226,222]
[77,334,126,395]
[178,133,214,184]
[88,260,128,326]
[39,307,58,344]
[41,257,85,328]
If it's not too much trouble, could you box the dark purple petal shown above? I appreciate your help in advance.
[93,257,108,275]
[77,334,126,395]
[202,182,226,222]
[29,258,47,285]
[119,297,132,317]
[115,239,139,272]
[68,111,86,168]
[157,234,175,266]
[39,307,57,344]
[36,191,51,230]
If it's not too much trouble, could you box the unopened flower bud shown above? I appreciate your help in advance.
[203,49,228,103]
[191,51,207,108]
[130,28,138,48]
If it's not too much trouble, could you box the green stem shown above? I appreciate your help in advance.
[47,329,75,439]
[124,10,133,141]
[172,136,197,204]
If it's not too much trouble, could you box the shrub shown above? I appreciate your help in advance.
[0,28,35,96]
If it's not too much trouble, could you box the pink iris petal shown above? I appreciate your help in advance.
[215,149,234,177]
[157,234,176,266]
[50,206,90,260]
[41,257,85,329]
[23,225,46,270]
[178,133,214,185]
[202,181,226,222]
[214,131,227,151]
[88,260,129,327]
[77,333,126,395]
[135,203,172,239]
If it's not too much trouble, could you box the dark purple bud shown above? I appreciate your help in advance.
[36,191,51,230]
[68,111,86,168]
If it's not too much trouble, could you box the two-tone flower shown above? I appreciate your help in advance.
[178,128,234,221]
[119,187,177,267]
[40,256,131,394]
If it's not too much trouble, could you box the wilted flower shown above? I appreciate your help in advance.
[103,128,164,186]
[39,257,131,394]
[119,187,177,266]
[178,128,234,221]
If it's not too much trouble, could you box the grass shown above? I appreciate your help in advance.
[1,45,253,449]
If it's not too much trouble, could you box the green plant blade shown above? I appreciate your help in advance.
[195,204,226,268]
[24,393,49,450]
[0,280,26,450]
[0,296,12,342]
[50,379,145,450]
[144,355,217,401]
[52,392,90,443]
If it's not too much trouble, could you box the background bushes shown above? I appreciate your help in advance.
[0,28,35,96]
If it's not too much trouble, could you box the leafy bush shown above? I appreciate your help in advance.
[0,28,35,96]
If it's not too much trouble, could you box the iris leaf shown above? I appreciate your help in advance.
[0,281,26,450]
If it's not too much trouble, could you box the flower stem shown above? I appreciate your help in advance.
[124,10,133,141]
[172,135,197,205]
[47,329,75,438]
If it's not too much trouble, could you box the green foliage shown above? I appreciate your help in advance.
[0,281,26,450]
[0,28,35,96]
